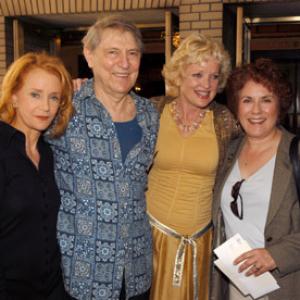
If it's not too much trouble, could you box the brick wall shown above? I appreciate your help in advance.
[179,0,223,41]
[177,0,284,41]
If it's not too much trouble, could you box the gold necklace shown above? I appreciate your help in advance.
[170,100,207,134]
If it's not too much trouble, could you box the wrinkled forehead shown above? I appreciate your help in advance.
[99,27,141,50]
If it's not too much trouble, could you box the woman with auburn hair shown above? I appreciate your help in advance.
[0,52,73,299]
[211,58,300,300]
[146,33,238,300]
[0,52,73,137]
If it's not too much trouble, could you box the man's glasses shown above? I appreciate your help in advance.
[230,179,245,220]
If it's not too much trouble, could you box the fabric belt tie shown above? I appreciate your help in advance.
[148,213,213,300]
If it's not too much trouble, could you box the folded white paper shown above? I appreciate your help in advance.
[214,233,280,299]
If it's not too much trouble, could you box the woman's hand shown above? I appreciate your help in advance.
[234,248,277,277]
[72,78,88,92]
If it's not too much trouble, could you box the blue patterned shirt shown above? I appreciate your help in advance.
[50,79,159,300]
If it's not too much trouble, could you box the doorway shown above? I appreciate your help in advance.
[223,1,300,133]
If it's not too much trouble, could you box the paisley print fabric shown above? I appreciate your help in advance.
[50,79,159,300]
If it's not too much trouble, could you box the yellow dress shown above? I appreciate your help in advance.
[147,103,219,300]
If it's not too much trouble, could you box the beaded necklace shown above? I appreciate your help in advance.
[170,100,207,135]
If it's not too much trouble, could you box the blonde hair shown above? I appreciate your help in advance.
[163,33,231,97]
[82,14,143,52]
[0,52,74,137]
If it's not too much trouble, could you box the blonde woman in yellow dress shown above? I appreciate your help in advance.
[146,34,238,300]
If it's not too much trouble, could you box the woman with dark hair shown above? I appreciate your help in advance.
[211,58,300,300]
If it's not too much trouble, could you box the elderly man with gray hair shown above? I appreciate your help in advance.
[50,15,159,300]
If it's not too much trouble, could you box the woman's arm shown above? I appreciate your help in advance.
[266,209,300,276]
[0,161,7,298]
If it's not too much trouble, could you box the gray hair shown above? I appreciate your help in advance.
[82,15,143,52]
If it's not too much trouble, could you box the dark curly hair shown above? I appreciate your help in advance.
[226,58,293,121]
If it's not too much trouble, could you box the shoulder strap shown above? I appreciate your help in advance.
[289,135,300,201]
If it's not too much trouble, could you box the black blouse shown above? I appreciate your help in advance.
[0,121,63,298]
